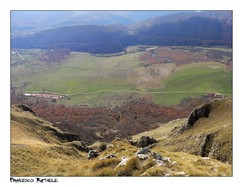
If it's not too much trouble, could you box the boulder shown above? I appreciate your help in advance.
[99,154,117,160]
[87,150,100,159]
[136,147,151,155]
[136,154,148,160]
[155,159,166,166]
[98,142,107,152]
[115,156,130,169]
[131,136,157,148]
[151,152,163,161]
[151,152,166,166]
[129,140,138,146]
[135,147,151,160]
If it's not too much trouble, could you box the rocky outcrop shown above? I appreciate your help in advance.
[136,147,151,155]
[136,147,151,160]
[99,154,117,160]
[115,156,130,168]
[199,134,214,157]
[178,103,211,133]
[151,152,166,166]
[151,152,163,161]
[130,136,157,148]
[98,142,107,152]
[87,150,100,159]
[66,141,90,153]
[43,125,81,142]
[60,132,81,142]
[15,104,36,115]
[134,147,175,167]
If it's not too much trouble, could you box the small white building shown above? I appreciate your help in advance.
[24,93,32,96]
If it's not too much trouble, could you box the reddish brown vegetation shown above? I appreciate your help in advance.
[139,48,204,66]
[139,47,232,66]
[11,93,205,144]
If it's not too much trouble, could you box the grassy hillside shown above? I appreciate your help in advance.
[11,103,232,176]
[133,98,232,163]
[11,47,232,106]
[85,139,231,176]
[163,62,232,93]
[11,105,88,176]
[153,62,232,105]
[12,52,140,94]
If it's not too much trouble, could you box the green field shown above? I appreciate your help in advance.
[163,62,232,93]
[11,48,232,106]
[152,62,232,105]
[17,52,140,94]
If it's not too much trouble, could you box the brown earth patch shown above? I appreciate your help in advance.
[127,63,176,90]
[139,47,231,66]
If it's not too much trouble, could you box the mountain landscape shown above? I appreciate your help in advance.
[11,11,232,54]
[10,10,232,177]
[11,98,232,176]
[10,11,188,37]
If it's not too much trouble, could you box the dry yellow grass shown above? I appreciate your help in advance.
[133,98,232,164]
[132,118,187,141]
[11,105,87,176]
[11,101,232,176]
[80,138,231,176]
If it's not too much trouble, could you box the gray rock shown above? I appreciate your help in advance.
[188,104,210,126]
[87,150,99,159]
[138,136,157,147]
[136,147,151,155]
[98,142,107,152]
[115,156,130,169]
[155,159,166,166]
[178,103,211,133]
[131,136,157,148]
[199,134,214,157]
[99,154,117,160]
[136,154,148,160]
[151,152,163,161]
[135,147,151,160]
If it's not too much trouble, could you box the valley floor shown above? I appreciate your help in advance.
[11,46,232,107]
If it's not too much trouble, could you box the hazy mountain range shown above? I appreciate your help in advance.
[11,10,232,54]
[11,10,182,35]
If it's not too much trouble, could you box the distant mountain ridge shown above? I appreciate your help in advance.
[11,11,232,54]
[11,10,177,37]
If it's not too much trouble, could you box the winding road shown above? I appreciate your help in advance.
[25,89,220,97]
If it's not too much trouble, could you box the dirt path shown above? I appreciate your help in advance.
[16,50,25,60]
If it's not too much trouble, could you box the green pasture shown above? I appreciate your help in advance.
[151,62,232,105]
[11,49,232,107]
[162,62,232,94]
[15,52,141,94]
